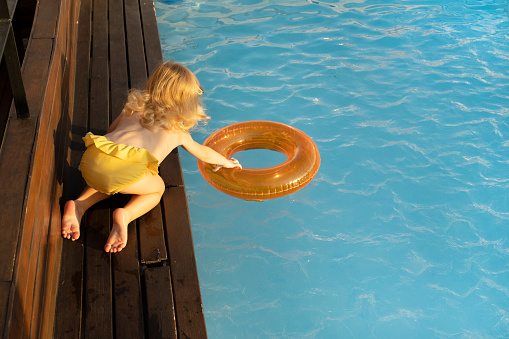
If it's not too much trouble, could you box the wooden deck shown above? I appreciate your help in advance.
[0,0,207,338]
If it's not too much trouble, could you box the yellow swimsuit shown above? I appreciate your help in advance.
[80,133,160,195]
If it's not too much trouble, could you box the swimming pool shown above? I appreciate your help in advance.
[155,0,509,337]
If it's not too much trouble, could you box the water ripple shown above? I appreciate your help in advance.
[156,0,509,337]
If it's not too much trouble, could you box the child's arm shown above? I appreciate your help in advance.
[179,132,242,171]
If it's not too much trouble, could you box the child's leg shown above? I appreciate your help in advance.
[104,173,165,253]
[62,186,110,241]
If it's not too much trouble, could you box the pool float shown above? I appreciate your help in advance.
[197,120,320,201]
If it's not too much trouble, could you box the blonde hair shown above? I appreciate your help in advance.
[125,61,209,132]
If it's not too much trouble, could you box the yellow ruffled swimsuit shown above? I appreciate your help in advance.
[80,132,160,195]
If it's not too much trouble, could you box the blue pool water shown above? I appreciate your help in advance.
[155,1,509,337]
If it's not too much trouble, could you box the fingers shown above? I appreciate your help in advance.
[230,158,242,169]
[212,158,242,172]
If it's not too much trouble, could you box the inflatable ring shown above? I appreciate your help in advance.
[198,120,320,201]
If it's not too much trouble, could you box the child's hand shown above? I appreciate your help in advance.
[213,158,242,172]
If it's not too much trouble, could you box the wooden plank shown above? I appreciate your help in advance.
[30,0,59,39]
[30,9,75,321]
[2,109,37,339]
[38,192,65,338]
[0,282,10,335]
[88,0,109,135]
[61,0,80,114]
[144,266,178,339]
[53,151,86,338]
[39,12,78,328]
[0,118,35,291]
[139,0,163,74]
[28,139,58,338]
[0,63,11,144]
[53,238,84,338]
[83,0,112,336]
[27,44,65,338]
[3,0,79,335]
[124,0,147,89]
[162,186,207,338]
[0,38,51,283]
[160,148,185,187]
[109,0,128,118]
[70,0,91,140]
[31,2,79,323]
[83,201,113,338]
[138,204,167,264]
[6,35,60,338]
[111,195,145,338]
[53,0,91,335]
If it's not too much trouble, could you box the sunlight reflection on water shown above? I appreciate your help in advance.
[156,0,509,337]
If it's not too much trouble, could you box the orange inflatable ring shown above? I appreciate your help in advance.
[198,120,320,201]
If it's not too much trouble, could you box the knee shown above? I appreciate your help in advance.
[155,175,165,196]
[147,173,165,197]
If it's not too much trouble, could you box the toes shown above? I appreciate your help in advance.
[104,243,126,253]
[105,244,118,253]
[62,230,79,241]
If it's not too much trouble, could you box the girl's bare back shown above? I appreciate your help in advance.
[104,111,181,163]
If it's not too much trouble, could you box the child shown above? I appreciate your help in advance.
[61,61,241,253]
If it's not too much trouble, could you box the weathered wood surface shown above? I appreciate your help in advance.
[0,0,208,337]
[52,0,208,338]
[0,0,79,336]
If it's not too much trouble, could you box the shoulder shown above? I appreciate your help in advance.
[159,129,191,144]
[174,130,194,146]
[171,131,205,153]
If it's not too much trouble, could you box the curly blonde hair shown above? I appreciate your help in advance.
[124,61,209,132]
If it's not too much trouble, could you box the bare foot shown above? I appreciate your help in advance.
[104,208,129,253]
[62,200,82,241]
